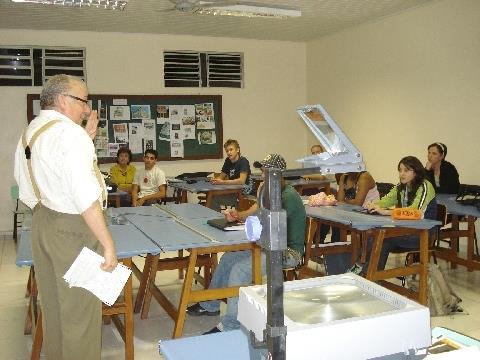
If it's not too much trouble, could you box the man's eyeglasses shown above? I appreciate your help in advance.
[64,94,90,106]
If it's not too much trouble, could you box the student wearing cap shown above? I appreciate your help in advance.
[187,154,306,334]
[425,142,460,194]
[187,154,307,334]
[209,139,254,211]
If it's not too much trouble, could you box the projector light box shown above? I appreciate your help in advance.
[238,274,431,360]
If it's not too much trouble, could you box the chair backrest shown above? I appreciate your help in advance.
[302,217,318,266]
[376,182,395,198]
[436,203,447,227]
[10,185,20,211]
[10,185,19,200]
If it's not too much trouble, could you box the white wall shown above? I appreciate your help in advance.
[306,0,480,185]
[0,30,307,233]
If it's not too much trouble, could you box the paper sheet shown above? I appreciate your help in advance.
[63,247,131,306]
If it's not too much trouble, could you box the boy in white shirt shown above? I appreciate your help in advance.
[132,149,166,206]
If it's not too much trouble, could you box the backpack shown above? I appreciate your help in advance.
[407,263,462,316]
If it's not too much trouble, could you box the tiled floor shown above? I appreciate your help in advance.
[1,234,480,359]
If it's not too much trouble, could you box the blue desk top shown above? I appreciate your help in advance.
[160,203,222,220]
[16,204,249,266]
[168,179,244,193]
[436,194,480,218]
[159,330,259,360]
[306,204,440,231]
[16,223,161,267]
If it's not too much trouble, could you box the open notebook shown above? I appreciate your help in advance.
[207,218,245,231]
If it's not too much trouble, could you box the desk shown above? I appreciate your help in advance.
[159,327,480,360]
[306,204,440,305]
[289,178,332,195]
[435,194,480,271]
[131,212,262,338]
[250,173,332,195]
[107,189,128,208]
[159,329,264,360]
[16,223,160,360]
[111,203,261,339]
[168,179,245,209]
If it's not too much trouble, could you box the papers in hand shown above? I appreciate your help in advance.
[63,247,131,306]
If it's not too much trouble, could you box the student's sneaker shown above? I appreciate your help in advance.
[348,262,364,276]
[202,326,222,335]
[186,303,220,316]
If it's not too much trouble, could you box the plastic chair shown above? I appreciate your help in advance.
[11,185,24,241]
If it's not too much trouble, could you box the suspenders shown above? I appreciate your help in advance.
[21,120,108,209]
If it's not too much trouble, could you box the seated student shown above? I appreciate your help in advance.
[131,149,166,207]
[310,144,324,155]
[362,156,436,272]
[187,154,306,334]
[209,139,254,210]
[110,148,136,193]
[327,171,380,242]
[425,142,460,194]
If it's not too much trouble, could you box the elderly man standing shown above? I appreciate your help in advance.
[14,74,117,359]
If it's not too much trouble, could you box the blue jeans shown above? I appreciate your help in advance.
[366,232,433,271]
[200,250,266,331]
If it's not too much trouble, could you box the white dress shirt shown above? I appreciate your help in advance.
[14,110,104,214]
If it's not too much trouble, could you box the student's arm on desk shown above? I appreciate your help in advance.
[134,185,166,207]
[211,172,247,185]
[225,203,258,222]
[82,201,118,271]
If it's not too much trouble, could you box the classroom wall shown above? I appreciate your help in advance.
[0,30,307,233]
[306,0,480,185]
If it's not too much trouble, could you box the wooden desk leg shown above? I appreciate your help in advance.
[324,184,331,195]
[25,267,37,335]
[140,254,160,319]
[173,249,198,339]
[467,216,476,272]
[205,192,213,209]
[178,250,184,280]
[31,308,42,360]
[418,230,428,305]
[350,230,359,264]
[134,254,155,314]
[450,216,459,269]
[115,195,120,208]
[122,258,134,360]
[252,246,262,284]
[365,230,385,280]
[180,190,188,204]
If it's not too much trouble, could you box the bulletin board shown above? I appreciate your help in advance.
[27,94,223,164]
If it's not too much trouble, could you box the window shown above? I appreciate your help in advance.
[0,46,86,86]
[164,50,243,88]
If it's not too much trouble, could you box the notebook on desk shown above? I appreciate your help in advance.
[207,218,245,231]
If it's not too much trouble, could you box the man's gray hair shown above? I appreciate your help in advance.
[39,74,83,109]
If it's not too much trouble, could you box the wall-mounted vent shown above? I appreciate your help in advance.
[0,46,86,86]
[164,50,243,88]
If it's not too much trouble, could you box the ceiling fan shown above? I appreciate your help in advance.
[159,0,301,19]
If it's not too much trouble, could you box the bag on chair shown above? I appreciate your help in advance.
[408,263,462,316]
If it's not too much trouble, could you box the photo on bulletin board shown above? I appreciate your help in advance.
[26,94,223,164]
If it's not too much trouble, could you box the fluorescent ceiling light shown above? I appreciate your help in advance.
[194,2,301,19]
[11,0,127,10]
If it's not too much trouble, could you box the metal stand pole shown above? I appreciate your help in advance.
[249,168,287,360]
